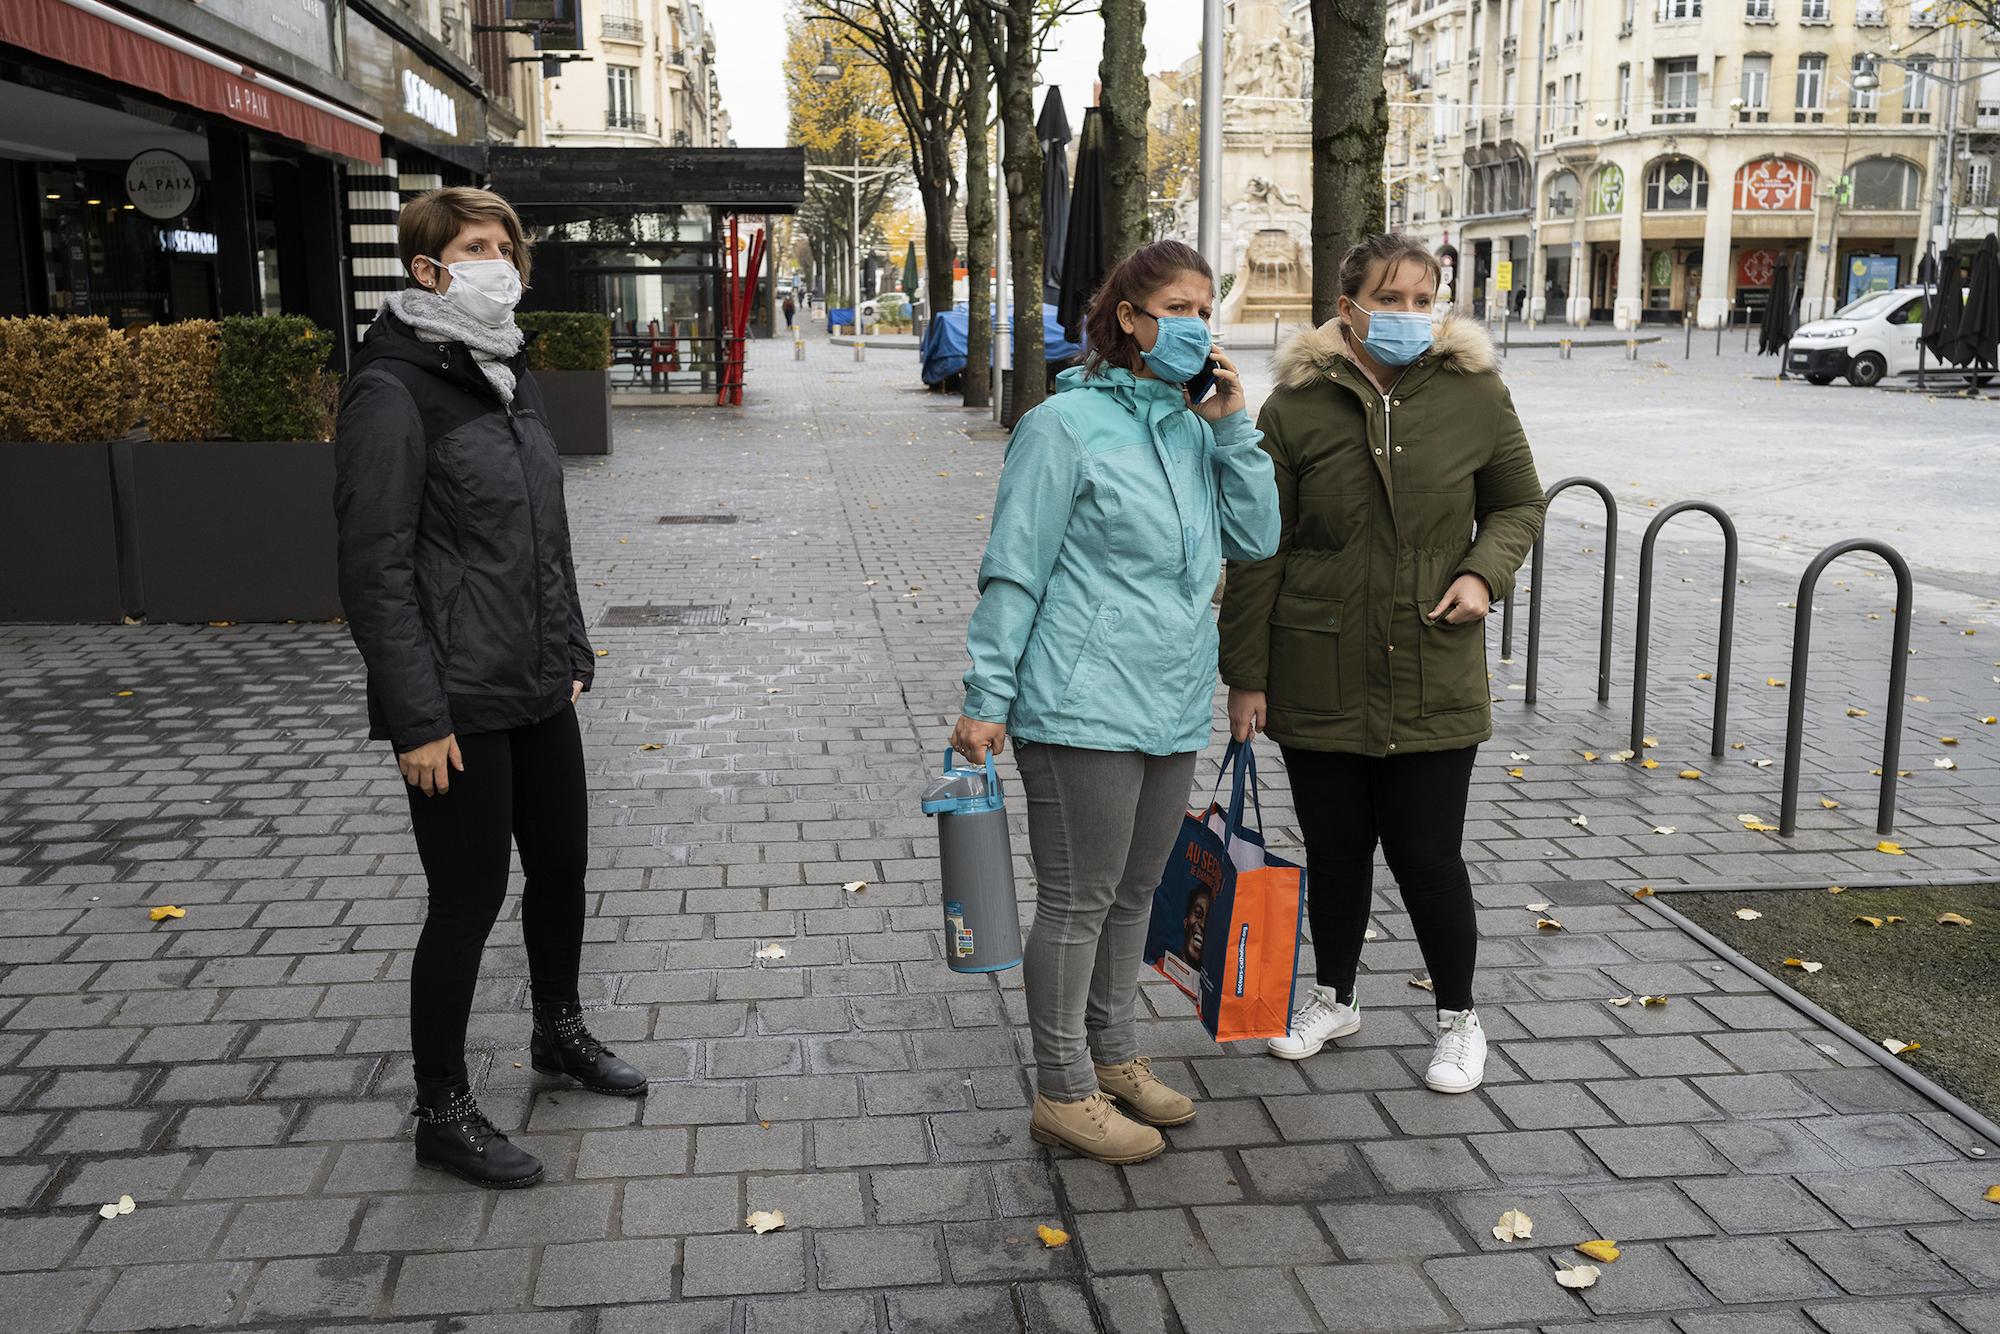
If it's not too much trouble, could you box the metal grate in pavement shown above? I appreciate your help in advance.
[658,514,739,525]
[598,603,729,627]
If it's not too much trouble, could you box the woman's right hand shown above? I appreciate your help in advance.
[398,734,464,796]
[1227,688,1267,742]
[951,716,1007,762]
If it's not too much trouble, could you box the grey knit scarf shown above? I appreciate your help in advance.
[384,287,525,405]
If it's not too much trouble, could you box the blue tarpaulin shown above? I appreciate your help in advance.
[920,303,1083,385]
[827,307,855,332]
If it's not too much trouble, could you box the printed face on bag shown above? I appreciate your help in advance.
[1178,885,1212,969]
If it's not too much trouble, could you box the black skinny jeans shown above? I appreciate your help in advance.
[1280,744,1479,1012]
[405,705,589,1084]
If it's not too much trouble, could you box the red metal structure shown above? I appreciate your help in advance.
[718,215,768,406]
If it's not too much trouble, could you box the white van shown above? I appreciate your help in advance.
[1785,286,1979,387]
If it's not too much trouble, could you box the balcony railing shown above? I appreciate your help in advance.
[667,47,686,67]
[602,15,643,41]
[607,109,643,130]
[1502,35,1518,57]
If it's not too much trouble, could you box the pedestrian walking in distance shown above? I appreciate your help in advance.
[1220,233,1545,1095]
[782,293,796,329]
[952,239,1281,1163]
[335,187,644,1190]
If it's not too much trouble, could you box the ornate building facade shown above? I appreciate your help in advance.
[515,0,732,151]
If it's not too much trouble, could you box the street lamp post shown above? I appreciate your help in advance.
[809,41,897,332]
[1198,0,1224,316]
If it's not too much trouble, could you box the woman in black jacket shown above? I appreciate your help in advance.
[335,187,643,1190]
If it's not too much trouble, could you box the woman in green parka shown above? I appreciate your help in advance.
[1218,233,1546,1095]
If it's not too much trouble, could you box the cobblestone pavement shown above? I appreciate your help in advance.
[1,333,1997,1333]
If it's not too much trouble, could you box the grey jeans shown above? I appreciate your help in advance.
[1015,741,1199,1101]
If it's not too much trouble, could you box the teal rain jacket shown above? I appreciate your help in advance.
[961,364,1282,755]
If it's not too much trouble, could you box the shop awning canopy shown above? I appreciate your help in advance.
[489,148,807,224]
[0,0,383,163]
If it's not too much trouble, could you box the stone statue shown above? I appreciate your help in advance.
[1244,174,1306,211]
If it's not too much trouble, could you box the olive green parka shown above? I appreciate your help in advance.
[1217,314,1545,755]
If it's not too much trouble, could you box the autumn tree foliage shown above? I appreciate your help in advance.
[785,13,909,306]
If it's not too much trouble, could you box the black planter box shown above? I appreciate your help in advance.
[127,441,341,623]
[0,442,126,622]
[534,369,612,456]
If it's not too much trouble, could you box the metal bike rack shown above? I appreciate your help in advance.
[1499,594,1515,660]
[1525,476,1618,705]
[1778,538,1914,837]
[1630,501,1738,757]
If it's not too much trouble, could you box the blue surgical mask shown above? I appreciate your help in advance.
[1354,304,1435,366]
[1137,311,1213,385]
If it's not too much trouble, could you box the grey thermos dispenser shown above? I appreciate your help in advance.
[921,751,1023,973]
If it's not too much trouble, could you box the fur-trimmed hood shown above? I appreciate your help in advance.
[1273,312,1497,391]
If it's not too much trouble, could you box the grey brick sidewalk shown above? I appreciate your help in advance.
[0,336,1996,1333]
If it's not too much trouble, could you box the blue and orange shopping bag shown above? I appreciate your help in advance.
[1143,739,1305,1042]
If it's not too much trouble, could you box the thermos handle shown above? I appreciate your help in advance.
[936,746,1005,800]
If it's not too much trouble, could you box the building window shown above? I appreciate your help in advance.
[1656,0,1700,19]
[1741,53,1770,114]
[1903,59,1932,123]
[1795,54,1825,121]
[1561,73,1581,131]
[607,65,640,130]
[1590,163,1625,213]
[1645,156,1708,209]
[1850,55,1877,117]
[1978,71,2000,128]
[1546,81,1558,126]
[1848,157,1920,209]
[1856,0,1886,21]
[1734,156,1815,209]
[602,0,642,42]
[1745,0,1772,17]
[1503,69,1518,117]
[1619,63,1632,120]
[1657,57,1698,123]
[1547,169,1579,216]
[1967,158,1992,208]
[1565,0,1583,40]
[1800,0,1828,19]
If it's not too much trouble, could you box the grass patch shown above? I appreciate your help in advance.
[1678,883,2000,1121]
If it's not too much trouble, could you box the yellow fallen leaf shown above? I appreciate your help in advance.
[1493,1208,1534,1241]
[1941,736,1960,745]
[1608,995,1633,1007]
[1638,995,1669,1006]
[1037,1224,1070,1247]
[1983,1185,2000,1203]
[753,943,788,959]
[1821,798,1840,809]
[1877,841,1906,855]
[596,649,609,657]
[1742,821,1780,832]
[1914,696,1931,702]
[1508,767,1524,777]
[1632,886,1656,898]
[1783,958,1824,974]
[1409,976,1435,991]
[1846,708,1869,717]
[842,881,868,893]
[1576,1240,1622,1264]
[1679,770,1702,779]
[1536,918,1564,931]
[1582,751,1598,761]
[1827,885,1846,893]
[1938,912,1975,927]
[1768,678,1786,687]
[1731,742,1746,749]
[1735,908,1762,920]
[1553,1258,1600,1289]
[745,1210,786,1234]
[1983,717,1997,725]
[1883,1038,1921,1055]
[1641,736,1659,748]
[1652,826,1675,834]
[116,690,132,697]
[1854,916,1884,928]
[1696,672,1712,680]
[1887,916,1906,924]
[1751,759,1773,768]
[148,906,185,921]
[639,743,663,750]
[1611,749,1635,762]
[1641,759,1660,769]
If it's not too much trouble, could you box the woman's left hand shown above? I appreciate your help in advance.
[1190,349,1246,423]
[1427,573,1493,625]
[571,680,583,705]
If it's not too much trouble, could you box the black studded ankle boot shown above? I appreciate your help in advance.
[413,1075,544,1189]
[530,1001,647,1096]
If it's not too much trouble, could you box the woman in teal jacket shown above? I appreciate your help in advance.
[951,240,1280,1164]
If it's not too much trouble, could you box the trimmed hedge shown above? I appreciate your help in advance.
[519,311,613,372]
[0,316,141,443]
[133,320,221,442]
[216,315,338,442]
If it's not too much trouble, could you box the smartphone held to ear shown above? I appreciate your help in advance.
[1183,356,1219,404]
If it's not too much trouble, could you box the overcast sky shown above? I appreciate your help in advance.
[711,0,1208,149]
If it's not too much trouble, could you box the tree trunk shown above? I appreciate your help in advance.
[961,50,993,408]
[998,1,1045,423]
[1308,0,1389,325]
[1098,0,1149,264]
[921,175,958,337]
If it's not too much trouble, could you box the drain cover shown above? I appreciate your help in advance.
[659,514,739,525]
[599,603,729,627]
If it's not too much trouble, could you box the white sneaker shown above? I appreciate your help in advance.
[1425,1008,1487,1094]
[1267,986,1361,1060]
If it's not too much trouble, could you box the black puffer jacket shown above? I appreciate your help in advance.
[334,313,593,752]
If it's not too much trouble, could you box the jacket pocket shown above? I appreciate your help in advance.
[1059,604,1121,710]
[1413,551,1488,716]
[1266,592,1344,717]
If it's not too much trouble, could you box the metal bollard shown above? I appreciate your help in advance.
[1685,314,1693,359]
[854,340,866,363]
[1559,338,1572,360]
[1272,312,1280,349]
[794,332,806,362]
[1630,501,1739,758]
[1625,339,1639,361]
[1715,318,1723,356]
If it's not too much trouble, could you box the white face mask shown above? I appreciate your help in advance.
[421,256,522,326]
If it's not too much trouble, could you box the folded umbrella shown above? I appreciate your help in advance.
[1952,233,2000,370]
[1923,241,1964,364]
[1038,88,1073,307]
[1056,107,1108,345]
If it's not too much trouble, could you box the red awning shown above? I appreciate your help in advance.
[0,0,383,164]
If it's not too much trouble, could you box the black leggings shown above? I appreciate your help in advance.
[1279,745,1479,1013]
[405,706,589,1083]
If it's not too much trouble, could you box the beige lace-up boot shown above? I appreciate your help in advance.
[1092,1055,1197,1127]
[1029,1090,1165,1164]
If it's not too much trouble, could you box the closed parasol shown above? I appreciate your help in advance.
[1952,233,2000,370]
[1056,106,1108,345]
[1922,241,1965,364]
[1038,88,1073,306]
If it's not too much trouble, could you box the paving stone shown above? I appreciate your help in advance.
[0,1270,114,1334]
[88,1260,255,1331]
[870,1166,990,1223]
[1073,1209,1214,1272]
[1358,1137,1495,1193]
[534,1238,681,1305]
[813,1115,929,1167]
[1163,1266,1318,1334]
[0,1214,93,1272]
[1911,1223,2000,1288]
[1446,1187,1593,1252]
[1698,1119,1845,1174]
[681,1231,808,1297]
[1318,1201,1467,1260]
[1562,1181,1718,1240]
[1573,1241,1713,1316]
[1122,1149,1245,1207]
[598,1301,735,1334]
[179,1144,326,1198]
[1791,1230,1966,1297]
[939,1219,1076,1282]
[1669,1235,1843,1303]
[882,1284,1019,1334]
[1424,1251,1592,1325]
[1485,1080,1617,1130]
[215,1197,360,1257]
[744,1171,867,1229]
[1677,1174,1843,1235]
[1187,1204,1334,1267]
[389,1247,535,1315]
[1469,1129,1604,1183]
[1796,1169,1966,1228]
[1802,1297,1964,1334]
[243,1254,390,1320]
[1585,1076,1722,1124]
[1671,1310,1818,1334]
[1090,1273,1169,1334]
[1577,1125,1728,1179]
[74,1202,231,1267]
[1802,1113,1960,1168]
[1017,1281,1095,1334]
[1936,1293,2000,1330]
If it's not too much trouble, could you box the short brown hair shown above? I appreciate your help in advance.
[398,186,532,287]
[1339,233,1442,303]
[1083,239,1213,375]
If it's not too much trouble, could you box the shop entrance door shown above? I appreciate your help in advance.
[1591,249,1616,321]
